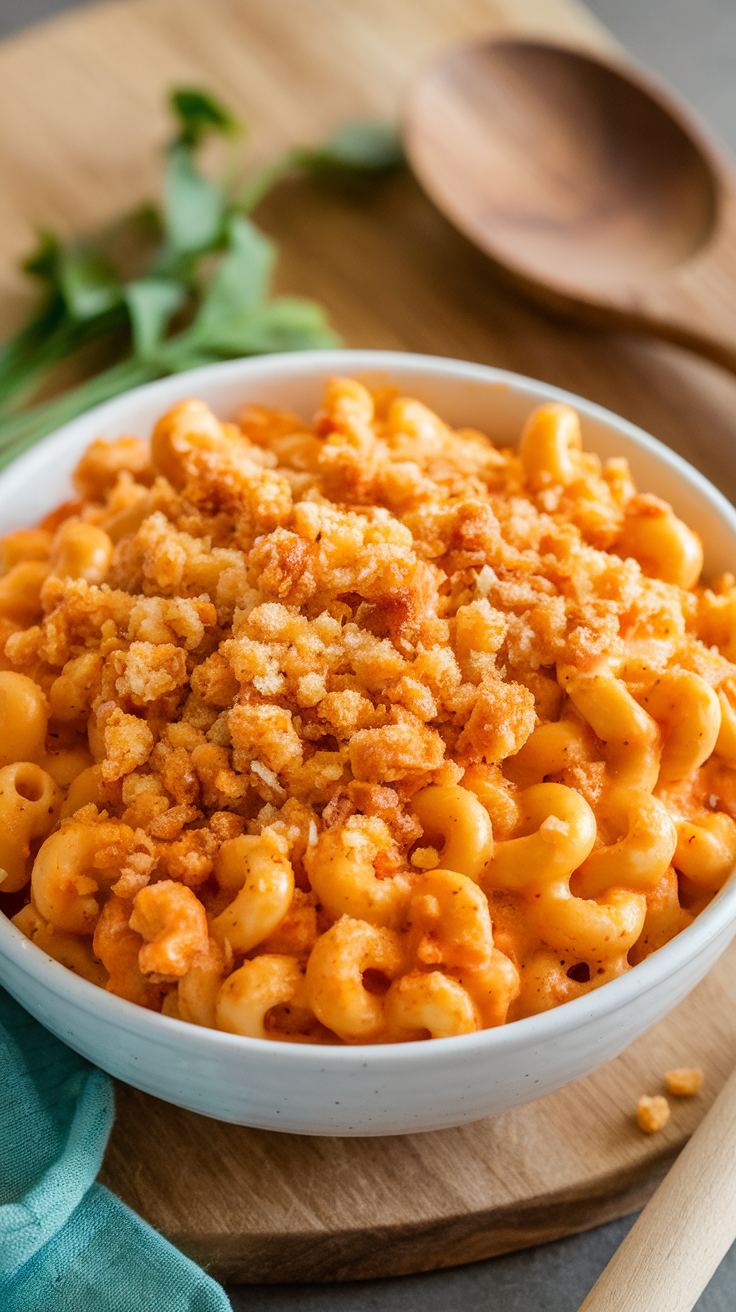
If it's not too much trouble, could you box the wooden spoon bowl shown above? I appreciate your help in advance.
[405,40,736,370]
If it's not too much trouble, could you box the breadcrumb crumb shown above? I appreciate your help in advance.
[410,845,441,870]
[637,1094,671,1133]
[665,1067,704,1096]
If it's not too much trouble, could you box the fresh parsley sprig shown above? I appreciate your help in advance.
[0,88,403,471]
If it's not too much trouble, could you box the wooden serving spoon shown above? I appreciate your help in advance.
[404,38,736,372]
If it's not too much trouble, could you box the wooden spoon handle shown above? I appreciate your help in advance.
[578,1064,736,1311]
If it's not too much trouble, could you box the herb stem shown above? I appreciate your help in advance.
[0,305,128,418]
[0,356,163,471]
[235,151,298,214]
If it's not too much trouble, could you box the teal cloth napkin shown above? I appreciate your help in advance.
[0,986,232,1312]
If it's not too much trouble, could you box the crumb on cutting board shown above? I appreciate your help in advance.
[665,1067,704,1096]
[637,1094,671,1133]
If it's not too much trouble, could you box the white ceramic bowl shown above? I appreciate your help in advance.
[2,350,736,1136]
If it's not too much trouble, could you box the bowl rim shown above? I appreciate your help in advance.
[2,346,736,1067]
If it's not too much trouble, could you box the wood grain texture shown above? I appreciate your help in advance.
[3,0,736,1285]
[0,0,612,335]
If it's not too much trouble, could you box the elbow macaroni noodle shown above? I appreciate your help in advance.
[2,383,736,1040]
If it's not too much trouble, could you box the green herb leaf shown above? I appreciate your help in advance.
[164,145,224,256]
[177,296,339,358]
[189,215,276,338]
[0,228,126,416]
[296,120,404,175]
[170,88,241,149]
[57,245,123,321]
[24,231,122,322]
[23,230,63,288]
[125,278,187,360]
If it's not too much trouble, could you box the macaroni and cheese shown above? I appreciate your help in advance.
[2,378,736,1044]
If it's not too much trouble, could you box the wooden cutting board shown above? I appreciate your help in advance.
[4,0,736,1285]
[100,944,736,1283]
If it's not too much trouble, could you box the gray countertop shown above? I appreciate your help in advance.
[2,0,736,1307]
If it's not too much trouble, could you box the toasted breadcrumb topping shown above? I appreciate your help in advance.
[665,1067,705,1096]
[5,376,736,1039]
[637,1094,671,1133]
